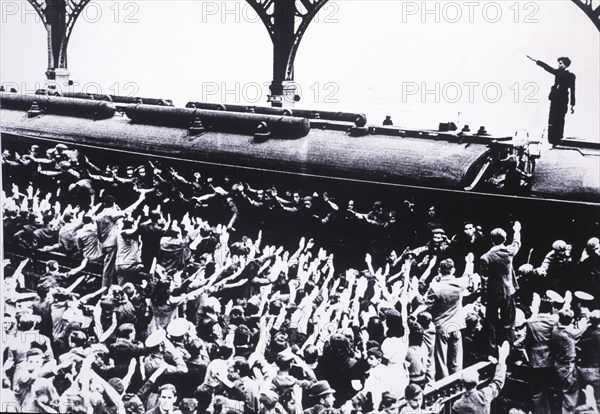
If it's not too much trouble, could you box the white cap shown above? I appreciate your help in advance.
[546,290,564,304]
[145,329,166,347]
[167,318,192,337]
[574,291,594,302]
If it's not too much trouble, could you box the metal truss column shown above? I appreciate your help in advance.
[246,0,330,107]
[570,0,600,31]
[27,0,91,89]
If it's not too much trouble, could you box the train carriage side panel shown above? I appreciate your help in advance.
[1,109,483,190]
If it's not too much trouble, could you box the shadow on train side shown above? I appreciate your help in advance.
[0,91,598,205]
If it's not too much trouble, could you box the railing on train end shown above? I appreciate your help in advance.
[398,361,496,413]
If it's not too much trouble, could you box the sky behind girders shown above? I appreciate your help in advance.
[1,0,599,141]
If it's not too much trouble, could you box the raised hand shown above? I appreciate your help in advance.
[298,236,306,250]
[513,221,521,232]
[318,248,327,261]
[465,252,474,264]
[498,341,510,362]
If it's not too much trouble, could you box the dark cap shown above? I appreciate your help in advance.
[308,380,336,398]
[381,391,398,405]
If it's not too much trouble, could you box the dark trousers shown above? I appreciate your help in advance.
[548,100,568,145]
[529,366,553,414]
[486,295,516,349]
[550,364,578,414]
[116,263,144,286]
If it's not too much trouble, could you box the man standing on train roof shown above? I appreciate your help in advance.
[527,55,576,146]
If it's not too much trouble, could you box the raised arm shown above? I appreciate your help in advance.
[532,57,557,75]
[480,342,509,403]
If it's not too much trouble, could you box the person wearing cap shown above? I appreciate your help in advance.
[549,309,581,413]
[379,390,400,413]
[527,55,576,145]
[480,221,521,349]
[256,389,286,414]
[410,227,452,284]
[577,237,600,306]
[535,239,575,295]
[167,317,194,339]
[522,291,562,414]
[577,311,600,413]
[165,317,198,363]
[452,341,510,414]
[53,143,73,163]
[143,330,188,380]
[12,348,57,409]
[303,380,338,414]
[271,349,303,394]
[573,291,595,322]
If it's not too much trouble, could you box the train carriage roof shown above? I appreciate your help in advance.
[1,93,598,205]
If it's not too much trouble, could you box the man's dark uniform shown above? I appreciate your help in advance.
[536,60,576,145]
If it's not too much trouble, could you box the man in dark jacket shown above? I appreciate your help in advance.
[480,221,521,349]
[523,293,561,414]
[549,309,580,414]
[452,341,509,414]
[528,55,576,145]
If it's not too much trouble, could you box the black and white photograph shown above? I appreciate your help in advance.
[1,1,599,413]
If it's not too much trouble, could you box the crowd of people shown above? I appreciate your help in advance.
[1,142,599,414]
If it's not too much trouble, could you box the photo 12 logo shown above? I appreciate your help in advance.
[400,1,540,24]
[1,81,141,100]
[401,81,540,104]
[200,0,340,24]
[1,1,140,24]
[200,81,340,105]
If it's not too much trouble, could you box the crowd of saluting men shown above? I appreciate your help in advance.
[1,143,599,414]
